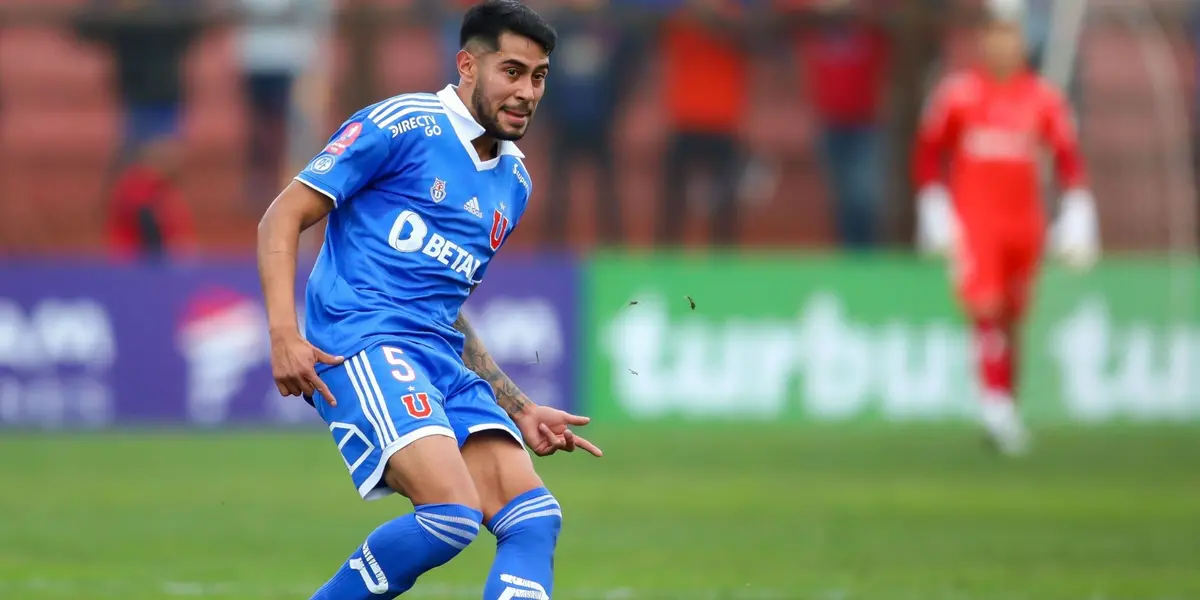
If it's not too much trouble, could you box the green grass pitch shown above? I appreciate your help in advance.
[0,424,1197,599]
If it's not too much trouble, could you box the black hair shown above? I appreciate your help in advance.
[459,0,556,56]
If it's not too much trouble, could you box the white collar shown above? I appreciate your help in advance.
[436,85,524,170]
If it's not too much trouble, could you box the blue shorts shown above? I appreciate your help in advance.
[312,338,522,501]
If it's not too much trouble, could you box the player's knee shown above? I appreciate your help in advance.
[413,479,481,513]
[966,295,1004,322]
[413,503,484,560]
[486,488,562,549]
[462,430,543,517]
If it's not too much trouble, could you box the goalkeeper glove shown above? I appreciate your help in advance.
[1051,188,1100,271]
[915,184,957,256]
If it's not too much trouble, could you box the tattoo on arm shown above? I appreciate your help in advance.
[453,311,530,417]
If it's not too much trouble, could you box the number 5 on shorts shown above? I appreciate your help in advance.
[382,346,433,418]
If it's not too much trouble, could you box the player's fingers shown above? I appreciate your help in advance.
[538,423,566,451]
[280,378,304,397]
[310,375,338,407]
[274,381,292,397]
[572,434,604,457]
[563,413,591,426]
[297,376,316,399]
[561,428,578,452]
[313,347,346,366]
[532,438,555,457]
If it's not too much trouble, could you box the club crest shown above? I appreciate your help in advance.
[489,209,510,251]
[430,178,447,203]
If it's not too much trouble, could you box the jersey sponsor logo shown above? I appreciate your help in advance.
[325,121,363,155]
[489,209,510,251]
[963,127,1035,161]
[464,197,483,218]
[309,154,336,174]
[513,164,529,192]
[388,210,484,283]
[430,178,447,203]
[388,114,443,138]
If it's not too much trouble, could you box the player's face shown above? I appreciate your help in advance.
[980,22,1027,76]
[472,32,549,141]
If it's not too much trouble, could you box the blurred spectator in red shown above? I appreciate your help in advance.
[784,0,888,249]
[75,0,203,160]
[105,139,197,261]
[658,0,750,247]
[540,0,643,246]
[236,0,334,207]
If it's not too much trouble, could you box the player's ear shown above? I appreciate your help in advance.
[456,48,476,84]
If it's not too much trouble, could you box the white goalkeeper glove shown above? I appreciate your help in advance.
[1051,189,1100,271]
[915,184,957,256]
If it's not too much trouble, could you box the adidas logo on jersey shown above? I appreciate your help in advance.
[464,197,483,218]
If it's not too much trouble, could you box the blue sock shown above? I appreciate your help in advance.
[483,488,562,600]
[311,503,483,599]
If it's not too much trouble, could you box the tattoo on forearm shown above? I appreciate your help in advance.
[453,311,530,417]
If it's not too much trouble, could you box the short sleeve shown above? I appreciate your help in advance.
[294,119,392,208]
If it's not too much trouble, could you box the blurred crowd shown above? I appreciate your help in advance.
[0,0,1193,258]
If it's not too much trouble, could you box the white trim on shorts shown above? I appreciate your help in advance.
[466,423,524,447]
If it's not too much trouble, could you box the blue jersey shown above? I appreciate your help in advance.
[296,85,533,365]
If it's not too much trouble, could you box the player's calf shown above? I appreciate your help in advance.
[311,503,483,599]
[484,488,561,600]
[463,433,561,600]
[312,436,484,599]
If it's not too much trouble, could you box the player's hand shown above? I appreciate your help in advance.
[514,404,603,458]
[1052,189,1100,271]
[268,329,344,407]
[916,184,957,256]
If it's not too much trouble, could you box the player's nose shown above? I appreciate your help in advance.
[513,79,535,102]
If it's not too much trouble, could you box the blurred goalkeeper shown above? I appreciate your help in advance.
[912,0,1099,455]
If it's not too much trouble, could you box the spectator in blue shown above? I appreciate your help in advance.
[75,0,204,161]
[540,0,643,245]
[1023,0,1051,69]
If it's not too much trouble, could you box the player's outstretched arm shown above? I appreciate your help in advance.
[257,181,346,405]
[453,311,602,457]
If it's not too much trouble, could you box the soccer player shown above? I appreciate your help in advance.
[912,0,1099,455]
[256,2,601,598]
